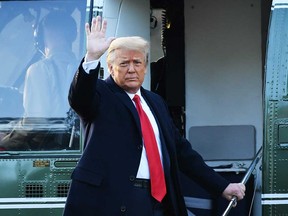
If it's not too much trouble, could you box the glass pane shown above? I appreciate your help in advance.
[0,0,87,151]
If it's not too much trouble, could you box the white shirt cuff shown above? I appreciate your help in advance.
[82,57,100,73]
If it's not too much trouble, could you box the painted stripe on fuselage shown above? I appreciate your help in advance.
[262,200,288,205]
[262,194,288,199]
[0,197,66,209]
[272,0,288,9]
[262,194,288,205]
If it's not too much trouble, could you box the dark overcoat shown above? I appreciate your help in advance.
[63,61,229,216]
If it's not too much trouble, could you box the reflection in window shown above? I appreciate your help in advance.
[0,1,86,151]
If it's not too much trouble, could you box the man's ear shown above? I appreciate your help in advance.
[108,64,114,76]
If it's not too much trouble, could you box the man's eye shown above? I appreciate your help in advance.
[120,63,128,67]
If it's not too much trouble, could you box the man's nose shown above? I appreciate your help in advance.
[128,63,135,72]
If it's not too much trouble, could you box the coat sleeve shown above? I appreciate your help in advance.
[68,58,101,121]
[175,132,230,196]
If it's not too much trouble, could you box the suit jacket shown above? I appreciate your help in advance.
[63,61,229,216]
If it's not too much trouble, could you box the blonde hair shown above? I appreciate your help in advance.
[106,36,149,65]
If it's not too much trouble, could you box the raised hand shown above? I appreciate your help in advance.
[85,16,115,61]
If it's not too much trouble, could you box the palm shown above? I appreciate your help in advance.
[85,16,114,60]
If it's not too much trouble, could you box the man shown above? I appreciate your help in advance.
[63,16,245,216]
[0,11,78,151]
[23,11,77,118]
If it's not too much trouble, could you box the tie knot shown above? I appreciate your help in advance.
[133,94,141,104]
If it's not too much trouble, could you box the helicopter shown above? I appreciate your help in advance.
[0,0,285,215]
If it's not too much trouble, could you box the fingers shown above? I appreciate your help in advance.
[101,19,108,34]
[238,183,245,191]
[85,22,91,36]
[88,16,106,33]
[223,183,246,203]
[238,183,246,200]
[233,184,245,201]
[235,192,245,201]
[94,16,102,31]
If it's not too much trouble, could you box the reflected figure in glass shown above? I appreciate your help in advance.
[0,9,81,151]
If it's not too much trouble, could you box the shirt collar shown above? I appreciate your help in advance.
[126,89,142,101]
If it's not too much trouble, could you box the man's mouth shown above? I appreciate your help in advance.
[126,77,138,81]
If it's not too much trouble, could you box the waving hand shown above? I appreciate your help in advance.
[85,16,115,61]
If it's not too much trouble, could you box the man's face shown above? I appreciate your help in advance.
[109,49,147,94]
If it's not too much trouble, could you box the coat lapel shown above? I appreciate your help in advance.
[141,89,164,130]
[141,89,172,175]
[141,89,173,152]
[105,76,142,134]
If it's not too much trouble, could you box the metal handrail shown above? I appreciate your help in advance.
[222,146,263,216]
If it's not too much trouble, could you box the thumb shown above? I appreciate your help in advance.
[107,37,116,46]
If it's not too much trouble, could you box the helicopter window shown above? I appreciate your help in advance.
[0,0,87,152]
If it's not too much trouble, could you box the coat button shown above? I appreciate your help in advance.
[137,144,143,150]
[129,175,135,181]
[120,205,126,212]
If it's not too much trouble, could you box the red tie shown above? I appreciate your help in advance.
[133,94,166,202]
